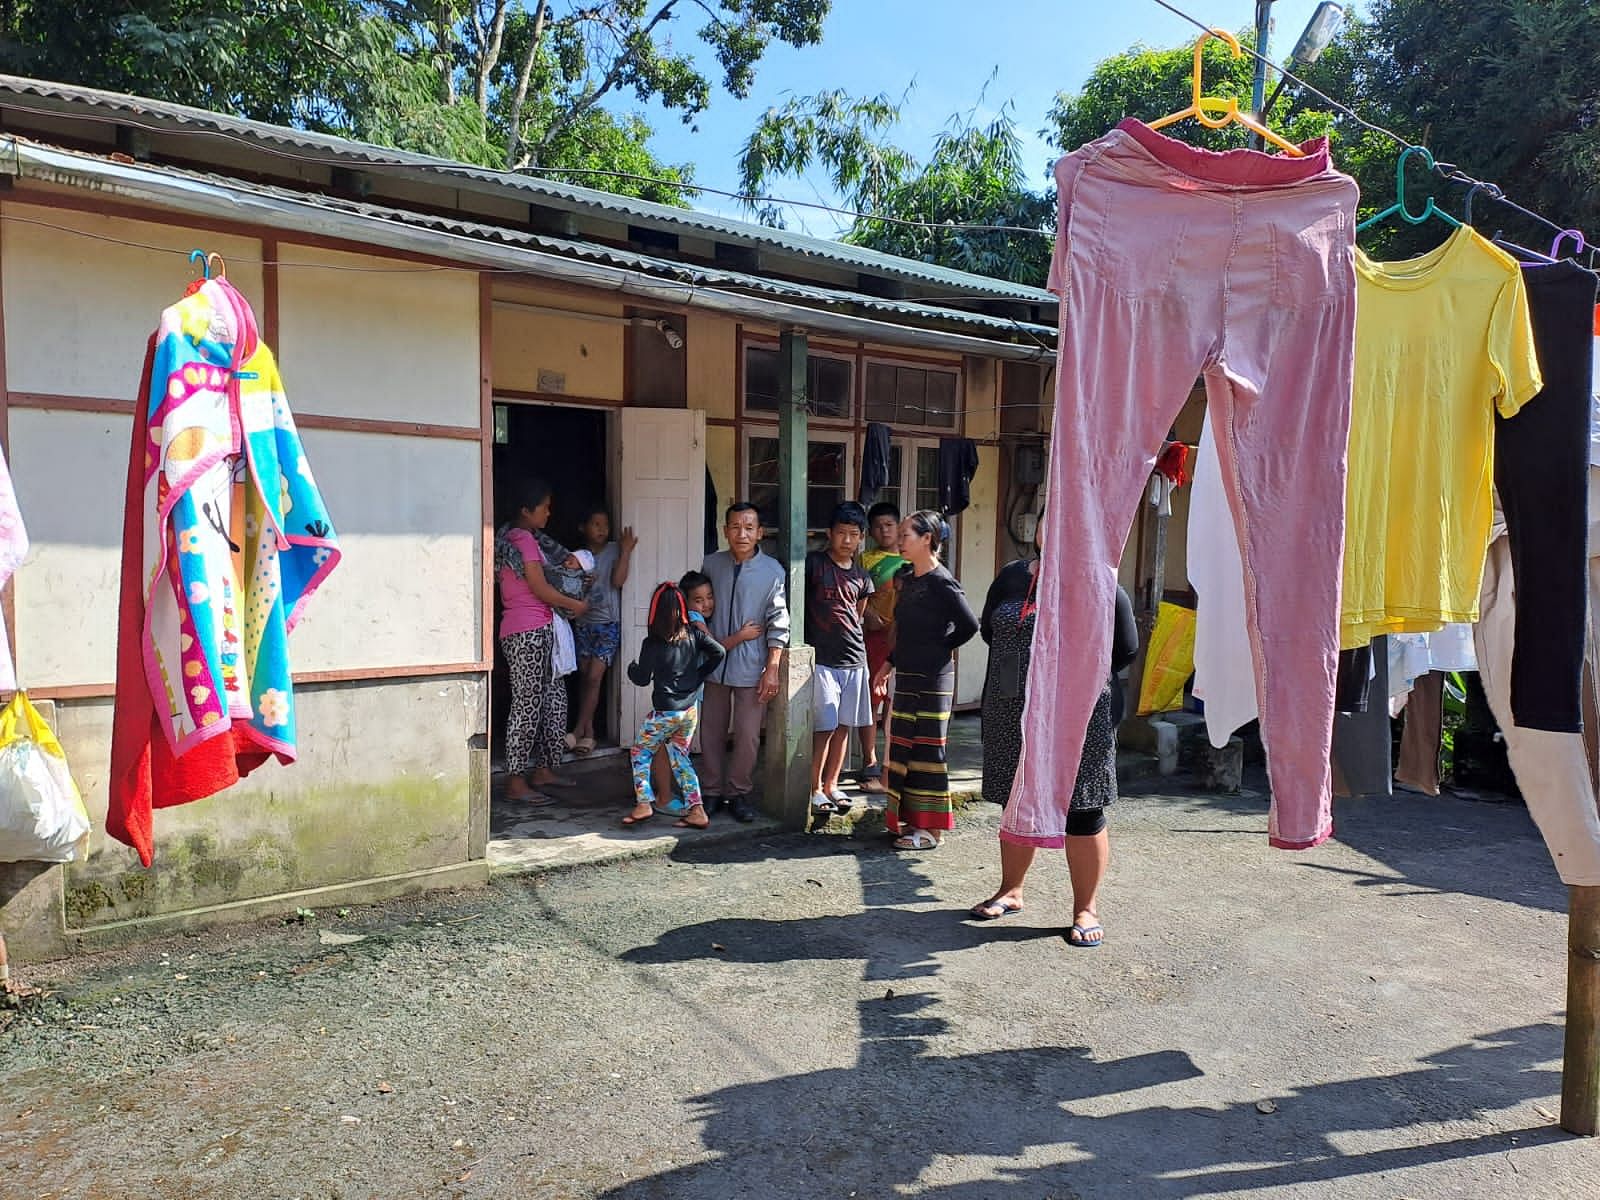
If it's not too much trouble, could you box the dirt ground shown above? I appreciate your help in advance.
[5,775,1600,1200]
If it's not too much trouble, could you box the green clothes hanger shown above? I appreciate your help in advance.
[1356,145,1461,234]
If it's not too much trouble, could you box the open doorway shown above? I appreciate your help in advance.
[491,401,616,775]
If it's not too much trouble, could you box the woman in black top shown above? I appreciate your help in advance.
[870,510,979,850]
[622,583,725,830]
[970,516,1138,947]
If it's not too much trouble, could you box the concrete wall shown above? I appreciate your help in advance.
[56,677,483,930]
[955,445,1000,707]
[0,199,489,962]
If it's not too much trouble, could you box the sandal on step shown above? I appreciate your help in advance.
[970,897,1024,921]
[575,737,597,755]
[621,808,656,827]
[893,830,941,851]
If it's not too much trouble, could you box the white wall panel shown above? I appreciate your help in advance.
[10,408,127,687]
[277,244,479,427]
[290,429,481,671]
[1,204,263,398]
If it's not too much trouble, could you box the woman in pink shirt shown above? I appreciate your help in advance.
[497,478,589,804]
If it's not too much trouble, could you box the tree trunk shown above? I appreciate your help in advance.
[438,2,457,105]
[473,0,509,115]
[533,0,682,156]
[505,0,549,168]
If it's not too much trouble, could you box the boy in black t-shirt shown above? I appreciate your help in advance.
[805,503,875,816]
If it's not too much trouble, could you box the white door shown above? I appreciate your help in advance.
[618,409,707,740]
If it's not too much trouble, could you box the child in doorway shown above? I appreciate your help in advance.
[569,508,637,755]
[859,501,905,797]
[623,582,725,830]
[807,502,876,816]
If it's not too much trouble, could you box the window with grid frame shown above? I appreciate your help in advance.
[744,432,852,536]
[743,344,854,419]
[863,360,959,430]
[878,440,957,570]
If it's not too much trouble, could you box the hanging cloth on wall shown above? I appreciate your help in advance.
[936,437,978,516]
[0,443,28,692]
[108,276,341,867]
[859,423,892,504]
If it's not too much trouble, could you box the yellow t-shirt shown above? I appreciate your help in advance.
[1341,227,1542,650]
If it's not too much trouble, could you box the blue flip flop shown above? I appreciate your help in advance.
[970,898,1024,921]
[1067,923,1104,948]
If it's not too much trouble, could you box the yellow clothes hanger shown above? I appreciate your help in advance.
[1147,29,1306,158]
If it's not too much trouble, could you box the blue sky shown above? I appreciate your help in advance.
[620,1,1355,232]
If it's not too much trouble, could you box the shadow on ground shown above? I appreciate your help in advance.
[599,840,1568,1199]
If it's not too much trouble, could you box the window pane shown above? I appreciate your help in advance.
[810,356,852,419]
[745,347,779,412]
[748,436,780,527]
[809,440,846,486]
[914,447,940,514]
[886,445,903,490]
[749,436,849,532]
[864,362,897,424]
[924,371,957,428]
[895,367,926,425]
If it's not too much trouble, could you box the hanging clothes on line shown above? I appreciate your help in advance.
[0,443,27,693]
[1341,227,1542,650]
[1486,259,1599,732]
[108,273,341,868]
[859,422,892,504]
[1007,118,1358,853]
[936,436,978,516]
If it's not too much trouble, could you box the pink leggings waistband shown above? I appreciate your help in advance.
[1114,118,1332,188]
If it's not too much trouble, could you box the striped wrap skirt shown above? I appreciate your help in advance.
[886,665,956,834]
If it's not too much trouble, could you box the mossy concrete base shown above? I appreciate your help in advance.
[2,676,489,965]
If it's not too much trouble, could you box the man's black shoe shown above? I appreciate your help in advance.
[729,795,757,823]
[703,795,725,817]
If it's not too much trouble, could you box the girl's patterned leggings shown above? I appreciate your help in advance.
[631,707,701,811]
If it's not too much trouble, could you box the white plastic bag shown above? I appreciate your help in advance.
[0,692,90,863]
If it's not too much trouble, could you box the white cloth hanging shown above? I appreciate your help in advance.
[1189,416,1257,748]
[0,445,28,692]
[1473,481,1600,885]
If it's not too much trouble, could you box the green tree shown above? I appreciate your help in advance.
[1047,4,1600,250]
[739,89,1054,286]
[0,1,830,206]
[1356,0,1600,240]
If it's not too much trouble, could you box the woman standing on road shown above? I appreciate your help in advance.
[970,514,1138,947]
[871,510,979,851]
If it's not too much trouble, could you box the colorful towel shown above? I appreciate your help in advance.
[0,444,27,691]
[109,278,339,866]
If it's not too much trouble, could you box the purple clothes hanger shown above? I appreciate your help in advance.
[1550,229,1588,260]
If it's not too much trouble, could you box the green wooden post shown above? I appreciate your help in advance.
[778,330,809,626]
[760,329,814,830]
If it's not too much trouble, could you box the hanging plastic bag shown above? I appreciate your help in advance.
[1137,602,1197,716]
[0,692,90,863]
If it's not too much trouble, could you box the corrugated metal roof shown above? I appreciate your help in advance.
[6,136,1055,347]
[0,74,1057,307]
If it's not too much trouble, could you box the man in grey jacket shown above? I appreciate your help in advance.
[700,501,791,822]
